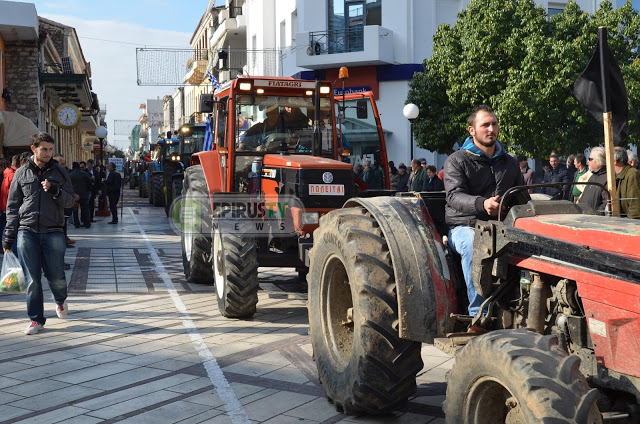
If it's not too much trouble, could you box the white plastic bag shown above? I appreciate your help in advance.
[0,252,26,293]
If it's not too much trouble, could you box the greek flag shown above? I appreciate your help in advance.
[203,115,213,151]
[207,70,221,90]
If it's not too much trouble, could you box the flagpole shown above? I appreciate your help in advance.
[599,26,619,217]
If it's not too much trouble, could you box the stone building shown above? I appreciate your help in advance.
[0,1,102,163]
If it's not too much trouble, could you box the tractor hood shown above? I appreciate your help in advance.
[263,154,353,170]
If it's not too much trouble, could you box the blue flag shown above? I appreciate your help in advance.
[203,115,213,151]
[207,70,221,90]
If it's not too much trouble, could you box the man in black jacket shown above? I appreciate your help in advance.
[444,105,525,319]
[578,147,608,214]
[542,154,571,199]
[104,162,122,224]
[70,162,92,228]
[3,133,76,335]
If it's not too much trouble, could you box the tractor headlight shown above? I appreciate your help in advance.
[301,212,319,225]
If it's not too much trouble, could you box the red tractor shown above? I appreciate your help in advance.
[176,75,390,318]
[307,190,640,422]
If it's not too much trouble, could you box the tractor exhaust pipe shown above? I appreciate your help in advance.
[527,273,550,334]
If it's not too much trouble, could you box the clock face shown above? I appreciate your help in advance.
[57,106,79,127]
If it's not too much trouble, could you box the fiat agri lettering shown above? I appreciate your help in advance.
[309,184,345,195]
[268,81,301,87]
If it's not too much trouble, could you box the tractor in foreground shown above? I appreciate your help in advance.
[176,75,389,318]
[307,189,640,422]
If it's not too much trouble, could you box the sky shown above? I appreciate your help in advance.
[7,0,223,149]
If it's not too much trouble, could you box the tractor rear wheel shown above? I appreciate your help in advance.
[308,207,423,415]
[444,329,602,424]
[148,174,154,204]
[211,210,259,318]
[180,165,213,285]
[152,172,164,207]
[129,175,136,189]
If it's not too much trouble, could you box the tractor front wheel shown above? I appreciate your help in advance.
[308,207,423,415]
[444,329,602,424]
[211,210,259,318]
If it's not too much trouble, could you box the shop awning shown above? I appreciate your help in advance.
[0,111,39,149]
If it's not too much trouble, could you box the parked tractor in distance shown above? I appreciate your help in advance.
[307,189,640,422]
[178,75,389,319]
[163,123,207,216]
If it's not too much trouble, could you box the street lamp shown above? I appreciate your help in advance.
[94,126,109,217]
[403,103,419,161]
[95,126,108,164]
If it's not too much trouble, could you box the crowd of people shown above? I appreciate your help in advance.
[0,132,123,335]
[381,140,640,219]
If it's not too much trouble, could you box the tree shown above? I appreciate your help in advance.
[407,0,640,157]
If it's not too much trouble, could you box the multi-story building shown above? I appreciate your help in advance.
[292,0,611,166]
[138,98,163,151]
[0,1,102,163]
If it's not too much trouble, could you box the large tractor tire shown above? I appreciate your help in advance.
[444,329,602,424]
[165,176,183,217]
[152,172,165,207]
[211,210,259,318]
[148,173,154,204]
[129,174,136,189]
[180,165,213,285]
[308,206,423,415]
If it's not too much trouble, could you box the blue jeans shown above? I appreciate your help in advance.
[18,231,68,325]
[448,226,486,316]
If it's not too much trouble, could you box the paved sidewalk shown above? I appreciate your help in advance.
[0,188,451,423]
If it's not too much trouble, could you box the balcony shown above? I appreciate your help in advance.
[184,51,209,85]
[296,25,394,69]
[210,5,246,47]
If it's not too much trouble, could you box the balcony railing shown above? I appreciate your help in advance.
[309,27,364,55]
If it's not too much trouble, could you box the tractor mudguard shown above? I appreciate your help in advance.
[343,196,457,343]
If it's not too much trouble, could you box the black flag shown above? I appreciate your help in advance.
[570,32,629,144]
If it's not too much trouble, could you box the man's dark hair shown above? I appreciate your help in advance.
[109,162,116,169]
[19,151,30,165]
[87,159,94,165]
[575,153,586,166]
[11,155,19,167]
[79,161,86,167]
[517,155,527,163]
[72,162,80,169]
[426,165,437,173]
[467,104,495,127]
[30,132,55,147]
[412,158,422,167]
[549,153,559,160]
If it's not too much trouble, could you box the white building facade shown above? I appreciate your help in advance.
[286,0,611,167]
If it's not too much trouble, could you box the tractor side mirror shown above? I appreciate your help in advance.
[199,94,217,113]
[356,100,368,119]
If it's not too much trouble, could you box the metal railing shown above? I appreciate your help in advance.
[309,27,364,55]
[210,48,281,80]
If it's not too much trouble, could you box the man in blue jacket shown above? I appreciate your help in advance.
[444,105,525,320]
[3,133,76,335]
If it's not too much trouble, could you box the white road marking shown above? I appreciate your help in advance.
[128,207,249,424]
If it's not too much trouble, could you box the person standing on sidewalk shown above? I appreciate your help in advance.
[104,162,122,224]
[3,133,76,335]
[0,155,19,252]
[70,162,92,228]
